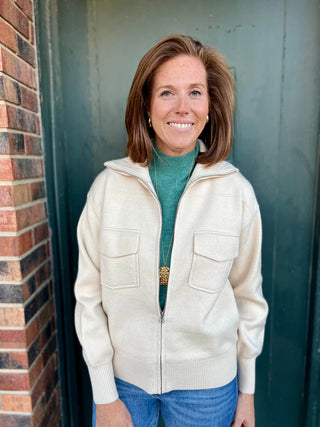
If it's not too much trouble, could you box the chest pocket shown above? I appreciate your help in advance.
[189,232,239,294]
[99,228,140,289]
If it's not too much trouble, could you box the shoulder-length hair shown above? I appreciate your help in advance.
[125,34,234,166]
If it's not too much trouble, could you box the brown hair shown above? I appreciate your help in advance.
[125,35,234,166]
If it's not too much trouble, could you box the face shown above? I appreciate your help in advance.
[149,55,209,156]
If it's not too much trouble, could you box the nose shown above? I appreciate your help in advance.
[175,95,190,114]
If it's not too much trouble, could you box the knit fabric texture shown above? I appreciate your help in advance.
[149,142,199,310]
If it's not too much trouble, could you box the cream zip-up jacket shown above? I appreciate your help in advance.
[74,152,268,404]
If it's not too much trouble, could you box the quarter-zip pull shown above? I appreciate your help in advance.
[160,311,165,323]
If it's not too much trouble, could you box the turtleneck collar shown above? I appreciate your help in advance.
[151,141,200,178]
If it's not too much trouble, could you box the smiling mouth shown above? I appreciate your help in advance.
[168,122,194,129]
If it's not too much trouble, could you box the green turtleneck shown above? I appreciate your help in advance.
[149,142,199,311]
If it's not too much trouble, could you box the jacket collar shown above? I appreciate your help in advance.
[104,140,238,189]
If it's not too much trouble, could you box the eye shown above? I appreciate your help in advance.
[190,89,202,96]
[160,90,173,97]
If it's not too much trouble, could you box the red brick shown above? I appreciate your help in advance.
[20,243,48,278]
[30,180,45,201]
[0,17,18,52]
[21,86,38,112]
[0,75,20,104]
[38,301,54,331]
[15,0,33,21]
[49,408,62,427]
[35,262,52,288]
[0,132,25,154]
[6,105,38,133]
[25,135,42,154]
[0,103,9,127]
[0,329,26,349]
[0,131,10,152]
[13,183,31,205]
[33,396,46,426]
[29,354,43,388]
[33,222,49,245]
[42,334,57,369]
[13,350,29,367]
[0,158,14,180]
[0,47,36,89]
[11,158,43,179]
[38,385,60,427]
[31,356,56,405]
[17,33,35,67]
[26,316,39,346]
[2,394,32,412]
[0,209,17,231]
[0,0,29,38]
[29,21,34,44]
[20,278,35,301]
[0,350,29,369]
[0,230,32,256]
[0,413,32,427]
[0,317,38,349]
[36,115,40,132]
[16,202,46,229]
[0,183,32,207]
[0,307,25,327]
[0,185,14,206]
[0,371,30,391]
[0,259,22,280]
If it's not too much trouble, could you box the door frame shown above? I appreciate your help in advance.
[35,1,85,425]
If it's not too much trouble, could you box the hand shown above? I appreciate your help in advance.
[231,392,255,427]
[96,399,133,427]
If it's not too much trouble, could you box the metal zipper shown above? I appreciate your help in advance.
[134,178,165,393]
[159,310,165,393]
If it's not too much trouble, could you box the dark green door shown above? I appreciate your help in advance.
[36,0,320,425]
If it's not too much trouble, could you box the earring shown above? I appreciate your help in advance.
[206,114,209,123]
[148,117,152,128]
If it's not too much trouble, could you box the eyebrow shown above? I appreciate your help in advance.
[154,83,207,92]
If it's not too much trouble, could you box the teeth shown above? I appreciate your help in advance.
[168,122,193,129]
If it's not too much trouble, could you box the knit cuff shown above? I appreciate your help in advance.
[237,357,256,394]
[88,362,119,404]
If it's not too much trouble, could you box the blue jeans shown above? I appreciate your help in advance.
[92,377,238,426]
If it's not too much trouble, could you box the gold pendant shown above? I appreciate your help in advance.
[159,266,170,286]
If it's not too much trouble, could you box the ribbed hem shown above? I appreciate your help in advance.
[88,362,118,404]
[113,346,237,394]
[163,347,237,392]
[237,356,256,394]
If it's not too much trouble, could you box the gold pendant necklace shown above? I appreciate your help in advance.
[159,234,174,286]
[153,149,195,286]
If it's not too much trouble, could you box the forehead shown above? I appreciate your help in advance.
[152,55,207,86]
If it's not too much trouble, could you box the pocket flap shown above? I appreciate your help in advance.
[100,228,139,257]
[194,232,239,261]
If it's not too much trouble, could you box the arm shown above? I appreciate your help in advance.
[229,206,268,426]
[229,207,268,393]
[74,191,118,404]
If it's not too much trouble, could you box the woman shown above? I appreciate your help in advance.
[74,35,268,427]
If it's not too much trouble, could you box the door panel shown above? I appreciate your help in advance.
[37,0,320,425]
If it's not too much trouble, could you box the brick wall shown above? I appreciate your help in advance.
[0,1,61,426]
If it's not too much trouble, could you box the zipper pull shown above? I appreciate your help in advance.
[160,312,165,323]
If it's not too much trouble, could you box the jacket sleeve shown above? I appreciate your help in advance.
[74,191,119,404]
[228,205,268,395]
